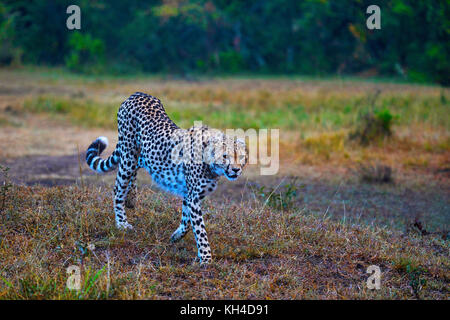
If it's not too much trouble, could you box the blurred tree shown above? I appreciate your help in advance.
[3,0,70,65]
[0,0,448,84]
[0,2,22,65]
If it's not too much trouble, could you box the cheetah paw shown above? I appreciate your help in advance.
[170,231,182,243]
[116,221,134,230]
[199,257,212,265]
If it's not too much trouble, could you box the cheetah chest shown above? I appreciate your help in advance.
[144,160,187,197]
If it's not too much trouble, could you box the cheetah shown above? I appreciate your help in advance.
[86,92,247,264]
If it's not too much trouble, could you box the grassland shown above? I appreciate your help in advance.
[0,185,448,299]
[4,67,449,171]
[0,67,448,299]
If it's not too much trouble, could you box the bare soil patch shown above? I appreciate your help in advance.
[1,153,93,186]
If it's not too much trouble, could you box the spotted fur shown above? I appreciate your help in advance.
[86,92,247,264]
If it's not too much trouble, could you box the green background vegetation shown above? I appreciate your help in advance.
[1,0,449,85]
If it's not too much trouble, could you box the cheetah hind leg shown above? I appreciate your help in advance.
[170,201,191,243]
[113,149,138,230]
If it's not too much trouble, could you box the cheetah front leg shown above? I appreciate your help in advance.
[186,195,212,264]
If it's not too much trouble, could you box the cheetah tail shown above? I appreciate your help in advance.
[86,136,120,173]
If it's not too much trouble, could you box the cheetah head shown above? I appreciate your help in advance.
[206,132,248,181]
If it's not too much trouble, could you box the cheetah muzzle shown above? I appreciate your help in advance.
[86,92,248,264]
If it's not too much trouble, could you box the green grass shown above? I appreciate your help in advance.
[9,65,444,86]
[3,67,447,135]
[21,87,449,132]
[0,185,448,299]
[23,96,119,129]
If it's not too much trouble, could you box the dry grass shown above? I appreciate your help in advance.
[0,185,448,300]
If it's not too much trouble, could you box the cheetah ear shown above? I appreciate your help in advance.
[236,138,249,164]
[204,142,216,165]
[236,138,245,147]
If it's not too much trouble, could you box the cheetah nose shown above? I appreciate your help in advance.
[232,168,240,173]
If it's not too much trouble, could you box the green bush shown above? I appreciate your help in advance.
[65,32,105,73]
[350,108,395,145]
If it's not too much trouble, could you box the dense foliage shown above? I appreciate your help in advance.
[1,0,449,84]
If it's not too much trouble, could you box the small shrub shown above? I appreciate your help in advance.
[349,91,396,145]
[253,178,302,211]
[350,108,395,145]
[356,163,393,184]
